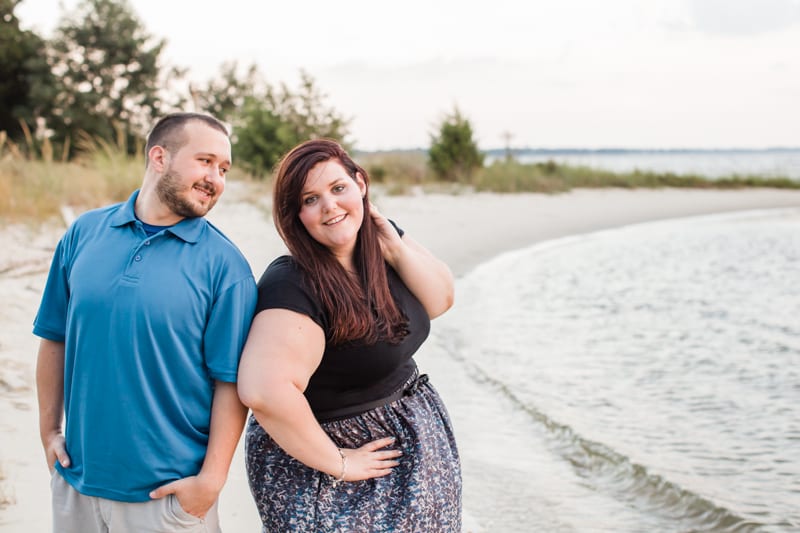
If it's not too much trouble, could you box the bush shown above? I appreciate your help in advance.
[428,107,483,182]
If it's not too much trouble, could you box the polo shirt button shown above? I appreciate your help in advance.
[134,255,142,262]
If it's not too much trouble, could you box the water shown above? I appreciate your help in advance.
[434,209,800,532]
[497,149,800,179]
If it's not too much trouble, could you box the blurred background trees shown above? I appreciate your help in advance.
[192,65,350,177]
[46,0,170,157]
[0,0,54,144]
[1,0,478,180]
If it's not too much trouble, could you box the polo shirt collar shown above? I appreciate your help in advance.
[110,189,206,244]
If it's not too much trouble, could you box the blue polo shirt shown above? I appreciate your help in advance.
[33,190,257,502]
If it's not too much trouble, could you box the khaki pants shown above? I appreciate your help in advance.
[51,470,221,533]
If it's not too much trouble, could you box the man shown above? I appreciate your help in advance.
[34,112,257,532]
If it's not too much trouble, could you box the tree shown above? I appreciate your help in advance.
[269,71,350,147]
[192,65,350,178]
[189,61,261,123]
[47,0,168,155]
[231,97,296,178]
[0,0,54,143]
[428,107,484,182]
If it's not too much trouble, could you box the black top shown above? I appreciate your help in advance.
[255,255,430,420]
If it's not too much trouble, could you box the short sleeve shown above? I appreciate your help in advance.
[256,256,327,330]
[388,219,404,238]
[33,236,70,342]
[204,276,257,382]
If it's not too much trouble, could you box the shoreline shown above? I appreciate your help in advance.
[2,186,800,531]
[371,187,800,277]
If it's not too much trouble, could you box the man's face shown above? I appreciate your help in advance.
[156,121,232,219]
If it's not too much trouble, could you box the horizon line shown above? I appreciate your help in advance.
[355,146,800,154]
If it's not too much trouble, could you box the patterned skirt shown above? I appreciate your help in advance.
[244,372,462,532]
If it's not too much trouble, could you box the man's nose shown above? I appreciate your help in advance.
[205,164,225,183]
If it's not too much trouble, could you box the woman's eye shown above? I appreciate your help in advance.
[303,196,317,205]
[333,185,345,193]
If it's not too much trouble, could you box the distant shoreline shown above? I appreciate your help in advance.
[356,147,800,182]
[356,146,800,156]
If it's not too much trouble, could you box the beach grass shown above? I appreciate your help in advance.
[357,152,800,194]
[356,150,430,195]
[0,133,258,224]
[0,127,146,224]
[473,159,800,193]
[3,144,798,224]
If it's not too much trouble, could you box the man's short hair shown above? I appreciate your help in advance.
[144,113,229,166]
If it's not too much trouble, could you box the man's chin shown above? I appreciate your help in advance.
[201,198,218,214]
[179,198,217,218]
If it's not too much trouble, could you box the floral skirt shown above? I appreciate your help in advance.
[244,372,462,533]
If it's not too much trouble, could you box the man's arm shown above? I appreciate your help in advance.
[149,380,247,518]
[36,338,71,472]
[199,381,249,493]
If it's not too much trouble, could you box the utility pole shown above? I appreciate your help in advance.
[501,130,514,161]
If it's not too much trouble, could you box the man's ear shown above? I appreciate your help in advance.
[148,145,169,172]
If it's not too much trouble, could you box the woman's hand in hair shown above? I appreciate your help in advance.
[368,202,405,265]
[368,202,455,318]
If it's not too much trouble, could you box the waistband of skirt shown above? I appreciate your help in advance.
[314,369,430,423]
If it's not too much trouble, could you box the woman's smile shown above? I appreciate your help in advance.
[324,214,347,225]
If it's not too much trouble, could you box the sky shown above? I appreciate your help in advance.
[16,0,800,151]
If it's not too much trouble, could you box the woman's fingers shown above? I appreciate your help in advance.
[358,436,396,452]
[338,437,403,480]
[372,448,403,460]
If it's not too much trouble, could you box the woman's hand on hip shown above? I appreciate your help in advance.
[339,436,402,481]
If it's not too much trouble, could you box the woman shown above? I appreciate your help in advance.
[237,139,461,532]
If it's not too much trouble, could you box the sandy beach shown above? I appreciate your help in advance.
[2,184,800,532]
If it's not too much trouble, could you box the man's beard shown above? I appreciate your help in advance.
[155,168,218,219]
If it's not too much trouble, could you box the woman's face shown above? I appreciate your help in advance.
[298,159,367,263]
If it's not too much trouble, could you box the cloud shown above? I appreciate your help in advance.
[688,0,800,35]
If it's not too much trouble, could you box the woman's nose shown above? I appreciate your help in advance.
[320,194,336,212]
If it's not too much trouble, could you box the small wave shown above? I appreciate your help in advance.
[443,343,779,532]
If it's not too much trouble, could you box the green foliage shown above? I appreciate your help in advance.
[269,71,350,146]
[231,97,296,179]
[0,0,54,144]
[46,0,170,156]
[190,61,261,121]
[472,159,800,193]
[428,107,484,182]
[233,71,351,178]
[6,4,348,173]
[193,66,350,178]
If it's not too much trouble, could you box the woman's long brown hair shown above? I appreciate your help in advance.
[272,139,408,345]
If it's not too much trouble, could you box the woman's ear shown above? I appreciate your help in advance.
[356,172,367,198]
